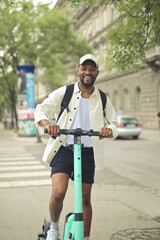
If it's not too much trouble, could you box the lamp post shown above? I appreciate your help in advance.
[36,56,40,103]
[35,54,41,143]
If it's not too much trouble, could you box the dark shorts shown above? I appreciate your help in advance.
[50,146,95,184]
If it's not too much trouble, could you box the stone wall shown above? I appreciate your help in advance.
[96,67,160,129]
[56,1,160,129]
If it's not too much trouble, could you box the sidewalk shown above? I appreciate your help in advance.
[0,124,160,240]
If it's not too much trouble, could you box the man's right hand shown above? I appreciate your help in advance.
[39,120,60,136]
[45,124,60,136]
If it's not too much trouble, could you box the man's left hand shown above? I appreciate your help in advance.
[99,127,112,139]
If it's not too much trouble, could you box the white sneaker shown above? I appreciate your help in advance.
[46,228,60,240]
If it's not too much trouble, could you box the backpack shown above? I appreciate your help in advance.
[57,84,107,122]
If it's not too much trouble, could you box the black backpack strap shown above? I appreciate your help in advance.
[57,84,74,122]
[98,89,107,118]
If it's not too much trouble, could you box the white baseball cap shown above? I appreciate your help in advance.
[79,54,99,68]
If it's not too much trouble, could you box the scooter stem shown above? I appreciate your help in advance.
[74,135,83,215]
[73,135,84,239]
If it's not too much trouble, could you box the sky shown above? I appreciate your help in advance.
[33,0,58,8]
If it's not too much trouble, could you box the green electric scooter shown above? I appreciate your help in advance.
[37,128,104,240]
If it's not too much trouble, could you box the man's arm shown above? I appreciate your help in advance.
[34,86,66,135]
[102,95,119,140]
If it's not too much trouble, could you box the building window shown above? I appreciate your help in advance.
[113,90,119,111]
[111,6,117,21]
[106,91,109,98]
[87,23,92,37]
[95,15,99,32]
[102,7,108,28]
[124,89,130,111]
[135,87,141,111]
[158,82,160,109]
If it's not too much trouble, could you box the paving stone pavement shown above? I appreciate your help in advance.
[1,123,160,240]
[111,228,160,240]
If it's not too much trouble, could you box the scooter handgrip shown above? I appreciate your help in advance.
[51,136,57,139]
[44,128,48,133]
[44,128,57,139]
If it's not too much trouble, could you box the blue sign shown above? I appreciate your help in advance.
[26,73,35,108]
[17,65,35,74]
[17,65,35,109]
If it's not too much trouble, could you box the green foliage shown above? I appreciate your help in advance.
[67,0,160,71]
[36,7,92,87]
[0,71,17,110]
[0,0,91,113]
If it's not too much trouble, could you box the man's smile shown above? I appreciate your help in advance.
[83,75,92,80]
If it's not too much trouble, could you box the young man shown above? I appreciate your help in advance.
[34,54,118,240]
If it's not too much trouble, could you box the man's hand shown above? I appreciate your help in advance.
[39,120,60,136]
[45,124,60,137]
[99,127,112,140]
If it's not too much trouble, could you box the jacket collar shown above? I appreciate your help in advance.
[74,81,99,97]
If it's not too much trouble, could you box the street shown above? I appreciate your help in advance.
[96,135,160,193]
[0,124,160,240]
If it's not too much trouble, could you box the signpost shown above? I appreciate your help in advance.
[17,65,37,137]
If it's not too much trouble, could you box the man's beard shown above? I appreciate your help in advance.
[80,75,96,88]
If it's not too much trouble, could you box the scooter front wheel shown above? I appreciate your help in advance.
[43,217,51,238]
[37,233,45,240]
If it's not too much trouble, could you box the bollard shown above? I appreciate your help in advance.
[36,129,42,143]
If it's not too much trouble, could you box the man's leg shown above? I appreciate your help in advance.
[46,173,69,240]
[82,183,93,238]
[49,173,70,222]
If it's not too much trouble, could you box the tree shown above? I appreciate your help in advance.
[36,5,92,87]
[0,0,92,128]
[67,0,160,71]
[0,70,17,128]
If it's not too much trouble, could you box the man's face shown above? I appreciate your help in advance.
[77,60,99,88]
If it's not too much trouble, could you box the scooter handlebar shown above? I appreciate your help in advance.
[44,128,105,138]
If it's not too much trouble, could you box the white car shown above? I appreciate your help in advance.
[117,115,142,139]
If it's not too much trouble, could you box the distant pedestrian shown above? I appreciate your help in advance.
[156,112,160,130]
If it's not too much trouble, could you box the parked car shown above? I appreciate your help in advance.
[117,115,142,139]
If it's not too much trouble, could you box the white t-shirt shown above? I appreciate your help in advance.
[63,97,92,147]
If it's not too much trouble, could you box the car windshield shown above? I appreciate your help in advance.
[120,117,138,124]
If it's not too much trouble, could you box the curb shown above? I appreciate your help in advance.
[111,228,160,240]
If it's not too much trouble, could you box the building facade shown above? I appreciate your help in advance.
[56,1,160,129]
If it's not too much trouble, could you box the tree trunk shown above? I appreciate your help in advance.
[11,108,14,128]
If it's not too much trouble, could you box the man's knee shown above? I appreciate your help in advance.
[82,183,92,207]
[51,173,69,203]
[82,193,91,207]
[51,188,66,202]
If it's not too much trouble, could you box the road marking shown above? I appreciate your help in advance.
[0,153,32,157]
[0,179,51,188]
[0,156,36,161]
[0,145,50,188]
[0,147,26,150]
[0,171,49,178]
[0,161,41,166]
[0,148,28,152]
[0,165,46,171]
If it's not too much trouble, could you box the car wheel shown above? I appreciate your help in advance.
[133,135,138,139]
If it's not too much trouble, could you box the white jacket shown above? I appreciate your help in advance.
[34,82,118,169]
